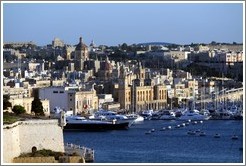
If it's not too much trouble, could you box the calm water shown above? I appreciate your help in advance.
[63,120,243,163]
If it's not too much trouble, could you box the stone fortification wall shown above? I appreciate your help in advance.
[3,123,21,163]
[3,119,64,163]
[13,157,57,163]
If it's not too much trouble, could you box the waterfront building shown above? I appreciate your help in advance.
[117,62,168,112]
[39,86,98,115]
[185,79,199,99]
[197,79,216,100]
[174,83,188,103]
[98,94,114,109]
[102,102,121,111]
[74,89,98,114]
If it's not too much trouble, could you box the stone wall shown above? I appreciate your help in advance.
[13,156,85,163]
[3,123,21,163]
[3,119,64,163]
[13,157,57,163]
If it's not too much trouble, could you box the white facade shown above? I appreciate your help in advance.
[39,86,98,114]
[39,87,70,112]
[98,94,114,109]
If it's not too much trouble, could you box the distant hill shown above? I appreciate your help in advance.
[137,42,178,46]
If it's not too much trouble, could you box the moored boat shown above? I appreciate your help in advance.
[89,110,135,126]
[178,109,210,121]
[214,133,221,138]
[126,114,144,123]
[159,110,176,120]
[63,115,129,131]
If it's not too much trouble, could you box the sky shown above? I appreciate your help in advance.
[3,2,244,46]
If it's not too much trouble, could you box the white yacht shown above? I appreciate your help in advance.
[140,109,153,120]
[212,108,233,120]
[159,110,176,120]
[89,110,135,126]
[126,114,144,123]
[178,109,210,121]
[64,115,130,131]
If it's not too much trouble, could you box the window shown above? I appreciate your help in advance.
[53,91,58,93]
[59,91,64,93]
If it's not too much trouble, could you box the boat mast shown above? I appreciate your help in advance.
[202,75,206,110]
[131,79,135,114]
[171,59,173,110]
[193,78,196,111]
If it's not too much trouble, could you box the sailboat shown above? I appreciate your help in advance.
[200,78,210,116]
[213,75,233,120]
[159,90,176,120]
[178,79,210,121]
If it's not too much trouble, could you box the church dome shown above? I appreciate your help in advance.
[75,37,88,51]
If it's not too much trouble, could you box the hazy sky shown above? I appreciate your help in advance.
[3,2,244,46]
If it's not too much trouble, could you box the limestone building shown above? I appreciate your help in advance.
[74,37,89,71]
[39,86,98,115]
[52,37,64,48]
[117,62,168,112]
[9,97,50,116]
[64,45,75,60]
[97,56,113,81]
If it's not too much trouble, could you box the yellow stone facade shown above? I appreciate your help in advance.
[74,90,98,114]
[118,72,168,113]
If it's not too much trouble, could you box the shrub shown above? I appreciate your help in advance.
[12,105,26,115]
[31,97,44,116]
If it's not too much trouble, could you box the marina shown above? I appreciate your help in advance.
[2,2,244,164]
[63,119,243,163]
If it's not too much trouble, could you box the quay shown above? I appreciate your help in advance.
[65,142,94,162]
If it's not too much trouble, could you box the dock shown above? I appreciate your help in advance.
[64,143,94,162]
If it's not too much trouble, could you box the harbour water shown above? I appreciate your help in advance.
[64,120,243,163]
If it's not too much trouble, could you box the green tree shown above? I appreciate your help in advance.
[31,97,44,116]
[3,95,12,110]
[12,105,26,115]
